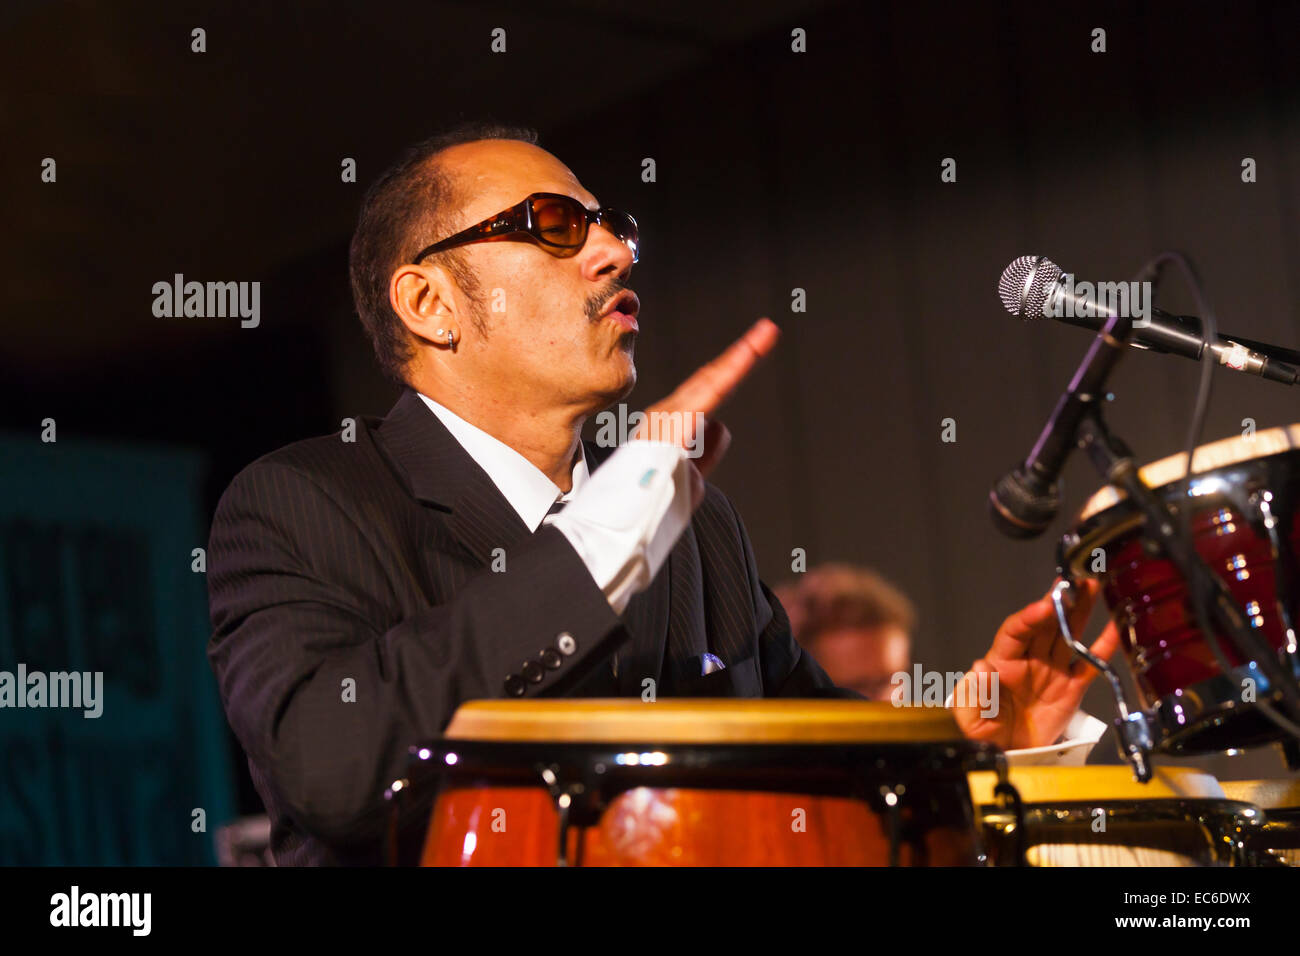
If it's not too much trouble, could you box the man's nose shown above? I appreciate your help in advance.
[580,221,634,281]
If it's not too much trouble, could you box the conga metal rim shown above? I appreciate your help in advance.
[1145,658,1300,754]
[977,799,1266,867]
[391,737,1005,802]
[978,798,1260,821]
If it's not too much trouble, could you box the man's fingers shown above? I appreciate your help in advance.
[661,318,780,416]
[1089,617,1122,661]
[636,320,778,453]
[693,418,731,478]
[952,660,1011,747]
[987,591,1056,660]
[990,577,1106,666]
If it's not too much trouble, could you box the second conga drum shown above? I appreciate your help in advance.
[393,699,1003,866]
[969,766,1265,866]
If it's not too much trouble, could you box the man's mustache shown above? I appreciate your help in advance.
[589,278,632,322]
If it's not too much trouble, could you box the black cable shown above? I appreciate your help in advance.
[1135,251,1300,742]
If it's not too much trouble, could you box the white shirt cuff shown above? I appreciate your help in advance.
[942,688,1109,765]
[1003,710,1109,765]
[550,440,692,614]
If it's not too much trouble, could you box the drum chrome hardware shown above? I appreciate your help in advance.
[537,764,590,867]
[989,752,1026,867]
[1221,778,1300,866]
[1051,579,1153,781]
[878,783,905,867]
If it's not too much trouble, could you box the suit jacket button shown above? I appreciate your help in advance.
[540,648,563,670]
[521,660,544,684]
[557,632,577,656]
[504,674,526,697]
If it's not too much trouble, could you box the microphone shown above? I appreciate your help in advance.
[998,255,1299,386]
[990,260,1137,538]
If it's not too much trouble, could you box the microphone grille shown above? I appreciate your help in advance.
[998,255,1062,318]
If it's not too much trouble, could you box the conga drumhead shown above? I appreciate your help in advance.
[1074,423,1300,528]
[443,698,966,743]
[969,767,1257,867]
[1220,778,1300,808]
[967,765,1225,805]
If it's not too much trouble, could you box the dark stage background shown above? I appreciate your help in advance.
[3,0,1300,861]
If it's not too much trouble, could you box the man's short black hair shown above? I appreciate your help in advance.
[348,121,540,383]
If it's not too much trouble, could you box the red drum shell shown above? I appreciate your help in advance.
[1064,437,1300,753]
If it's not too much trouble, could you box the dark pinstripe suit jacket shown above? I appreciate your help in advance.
[206,387,851,865]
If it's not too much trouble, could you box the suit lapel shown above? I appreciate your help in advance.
[373,388,532,567]
[373,389,674,695]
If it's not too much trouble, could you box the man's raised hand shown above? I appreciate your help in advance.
[634,318,780,480]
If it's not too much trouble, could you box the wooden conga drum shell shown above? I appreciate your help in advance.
[401,700,995,866]
[425,786,972,866]
[969,766,1264,867]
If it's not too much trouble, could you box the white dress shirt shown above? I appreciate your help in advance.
[418,393,691,617]
[418,392,1104,761]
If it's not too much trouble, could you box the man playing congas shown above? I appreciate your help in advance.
[206,123,1120,865]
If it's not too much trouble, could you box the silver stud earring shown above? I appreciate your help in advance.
[435,328,445,336]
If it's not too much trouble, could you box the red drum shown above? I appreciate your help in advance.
[1062,425,1300,754]
[385,700,1008,867]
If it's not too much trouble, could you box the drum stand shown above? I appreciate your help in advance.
[1054,410,1300,782]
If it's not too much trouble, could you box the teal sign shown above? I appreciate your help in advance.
[0,435,234,864]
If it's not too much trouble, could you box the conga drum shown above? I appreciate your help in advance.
[969,766,1265,866]
[386,699,1008,866]
[1060,424,1300,755]
[1221,778,1300,865]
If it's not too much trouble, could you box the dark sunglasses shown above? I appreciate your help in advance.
[411,192,639,264]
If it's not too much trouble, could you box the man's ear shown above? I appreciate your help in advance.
[390,263,455,346]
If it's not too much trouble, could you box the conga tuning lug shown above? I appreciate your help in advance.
[535,761,604,866]
[1115,712,1154,783]
[991,780,1027,867]
[878,784,905,867]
